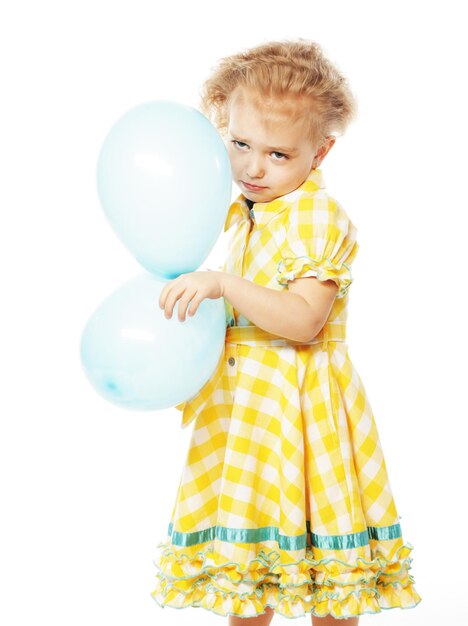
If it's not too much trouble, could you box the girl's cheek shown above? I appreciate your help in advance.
[228,153,240,168]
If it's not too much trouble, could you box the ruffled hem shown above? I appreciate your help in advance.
[151,539,422,620]
[276,255,354,299]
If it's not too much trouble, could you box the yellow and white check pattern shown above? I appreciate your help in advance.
[152,168,422,620]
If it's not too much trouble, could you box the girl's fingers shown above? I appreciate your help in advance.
[177,289,198,321]
[162,287,181,318]
[163,286,198,321]
[159,284,170,309]
[159,276,183,309]
[187,297,201,317]
[160,281,183,316]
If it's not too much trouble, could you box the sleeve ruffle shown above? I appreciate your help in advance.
[276,255,355,299]
[274,196,359,299]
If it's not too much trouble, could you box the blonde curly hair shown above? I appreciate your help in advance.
[199,39,357,148]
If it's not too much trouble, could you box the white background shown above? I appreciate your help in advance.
[1,1,466,624]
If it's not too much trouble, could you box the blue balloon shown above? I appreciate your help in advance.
[96,100,232,277]
[80,272,226,410]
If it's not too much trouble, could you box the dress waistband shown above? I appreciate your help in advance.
[225,322,346,348]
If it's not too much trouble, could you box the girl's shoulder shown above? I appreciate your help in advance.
[280,184,356,238]
[274,183,360,296]
[277,169,350,220]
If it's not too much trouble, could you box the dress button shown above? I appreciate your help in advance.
[228,357,235,366]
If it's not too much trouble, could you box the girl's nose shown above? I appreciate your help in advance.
[246,155,265,179]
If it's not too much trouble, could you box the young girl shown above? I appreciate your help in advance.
[152,39,422,624]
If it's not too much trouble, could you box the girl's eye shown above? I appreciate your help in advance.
[231,141,287,160]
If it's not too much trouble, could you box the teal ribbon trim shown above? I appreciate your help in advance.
[166,520,402,550]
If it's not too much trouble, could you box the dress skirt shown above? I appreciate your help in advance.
[151,324,422,620]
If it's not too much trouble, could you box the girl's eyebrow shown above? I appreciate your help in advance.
[230,133,298,154]
[267,145,298,154]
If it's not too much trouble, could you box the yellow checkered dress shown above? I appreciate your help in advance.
[151,168,422,620]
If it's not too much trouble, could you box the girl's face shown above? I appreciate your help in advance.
[225,87,327,204]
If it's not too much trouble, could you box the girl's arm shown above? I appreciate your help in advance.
[221,272,338,343]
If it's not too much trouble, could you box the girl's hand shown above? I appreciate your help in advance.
[158,270,226,322]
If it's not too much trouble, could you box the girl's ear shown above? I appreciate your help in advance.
[313,136,336,168]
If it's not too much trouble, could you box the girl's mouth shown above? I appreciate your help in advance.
[242,181,267,191]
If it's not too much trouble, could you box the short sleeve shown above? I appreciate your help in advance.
[274,194,359,299]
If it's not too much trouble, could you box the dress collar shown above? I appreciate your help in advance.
[224,168,326,232]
